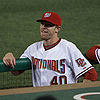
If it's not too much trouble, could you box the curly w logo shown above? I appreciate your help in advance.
[44,13,51,18]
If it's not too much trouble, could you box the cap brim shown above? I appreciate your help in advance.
[36,19,42,22]
[36,19,52,23]
[36,19,47,22]
[36,19,57,26]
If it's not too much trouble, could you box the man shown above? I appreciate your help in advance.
[86,44,100,64]
[3,12,97,87]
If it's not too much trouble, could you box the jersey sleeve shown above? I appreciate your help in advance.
[20,47,31,60]
[67,43,94,79]
[86,45,100,64]
[20,43,36,61]
[95,49,100,63]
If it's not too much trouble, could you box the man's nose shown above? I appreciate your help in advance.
[41,24,47,29]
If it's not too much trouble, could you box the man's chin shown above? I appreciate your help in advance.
[41,37,49,41]
[41,37,47,40]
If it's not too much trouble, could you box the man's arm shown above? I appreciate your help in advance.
[86,44,100,62]
[83,68,97,83]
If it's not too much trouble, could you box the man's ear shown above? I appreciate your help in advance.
[55,26,61,33]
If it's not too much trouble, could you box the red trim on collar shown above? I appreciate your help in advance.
[43,38,61,50]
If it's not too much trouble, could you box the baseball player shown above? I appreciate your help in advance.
[3,12,97,87]
[86,44,100,64]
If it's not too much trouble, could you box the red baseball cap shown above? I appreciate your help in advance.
[37,12,61,26]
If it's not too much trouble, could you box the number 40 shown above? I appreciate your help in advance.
[50,76,67,85]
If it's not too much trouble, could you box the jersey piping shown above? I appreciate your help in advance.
[95,48,100,63]
[43,38,61,50]
[75,66,93,79]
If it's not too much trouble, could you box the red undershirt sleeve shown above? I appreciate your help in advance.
[86,45,100,61]
[83,68,97,81]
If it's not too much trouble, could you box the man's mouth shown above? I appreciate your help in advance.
[41,31,48,34]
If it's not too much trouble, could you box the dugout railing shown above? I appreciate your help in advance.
[0,55,99,89]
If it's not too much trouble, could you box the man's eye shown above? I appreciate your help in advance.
[45,24,51,27]
[41,22,55,27]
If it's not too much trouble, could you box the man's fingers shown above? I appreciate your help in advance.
[13,58,16,66]
[9,59,15,68]
[3,53,16,68]
[11,58,16,68]
[5,59,12,67]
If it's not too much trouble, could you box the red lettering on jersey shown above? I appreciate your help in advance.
[36,59,40,65]
[52,60,56,71]
[59,76,67,84]
[47,60,51,70]
[51,76,67,85]
[39,59,42,69]
[60,59,65,73]
[43,60,47,69]
[32,57,66,73]
[32,57,36,69]
[51,76,58,85]
[34,58,38,66]
[56,60,60,73]
[32,57,35,64]
[76,58,86,67]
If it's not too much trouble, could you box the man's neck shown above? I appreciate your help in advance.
[43,37,59,46]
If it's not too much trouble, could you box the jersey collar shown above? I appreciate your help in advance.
[43,38,61,51]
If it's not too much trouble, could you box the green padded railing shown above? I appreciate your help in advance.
[0,55,99,72]
[0,58,31,72]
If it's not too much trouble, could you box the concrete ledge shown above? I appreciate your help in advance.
[0,81,100,96]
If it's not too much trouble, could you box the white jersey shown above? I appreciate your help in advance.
[95,48,100,64]
[20,38,93,87]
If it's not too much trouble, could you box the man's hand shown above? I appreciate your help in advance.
[3,53,15,68]
[3,53,25,76]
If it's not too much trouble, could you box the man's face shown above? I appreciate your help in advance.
[40,21,58,41]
